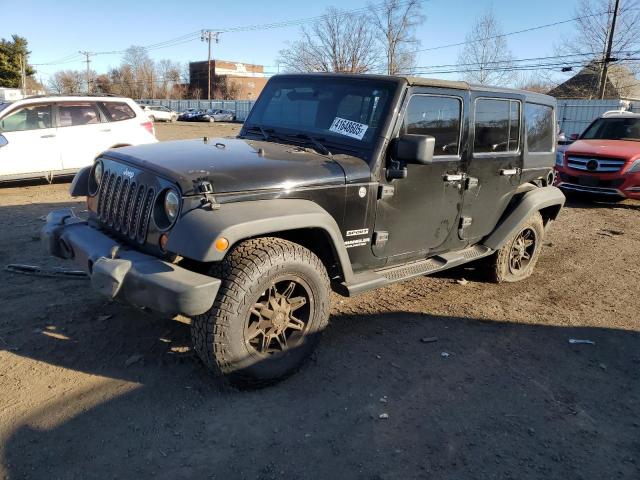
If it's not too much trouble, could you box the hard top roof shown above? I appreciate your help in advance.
[273,73,555,105]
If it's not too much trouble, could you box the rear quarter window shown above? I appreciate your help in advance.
[101,102,136,122]
[57,102,101,127]
[525,103,554,152]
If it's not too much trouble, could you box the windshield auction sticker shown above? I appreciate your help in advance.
[329,117,369,140]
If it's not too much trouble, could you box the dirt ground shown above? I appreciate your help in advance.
[1,122,639,479]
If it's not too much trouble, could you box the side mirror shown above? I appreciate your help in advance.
[395,134,436,165]
[0,134,7,148]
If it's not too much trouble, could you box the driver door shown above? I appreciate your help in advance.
[373,90,468,260]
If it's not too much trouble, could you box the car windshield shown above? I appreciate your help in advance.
[581,117,640,141]
[245,76,396,148]
[0,102,12,114]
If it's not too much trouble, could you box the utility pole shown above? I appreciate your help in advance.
[20,54,27,97]
[201,30,220,101]
[597,0,621,100]
[79,51,94,94]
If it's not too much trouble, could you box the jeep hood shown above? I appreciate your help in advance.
[102,138,369,195]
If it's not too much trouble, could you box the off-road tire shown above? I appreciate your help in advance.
[191,237,331,388]
[487,211,545,283]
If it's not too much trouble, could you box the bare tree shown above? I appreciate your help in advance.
[456,10,516,86]
[122,46,155,98]
[156,59,183,99]
[279,7,379,73]
[48,70,85,94]
[369,0,425,75]
[559,0,640,60]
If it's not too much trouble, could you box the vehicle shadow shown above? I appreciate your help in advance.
[562,192,640,211]
[1,305,639,479]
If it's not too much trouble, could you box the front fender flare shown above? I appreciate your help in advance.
[482,186,565,250]
[167,199,354,282]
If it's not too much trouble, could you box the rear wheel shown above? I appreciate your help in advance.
[191,237,330,388]
[486,212,545,283]
[148,115,155,122]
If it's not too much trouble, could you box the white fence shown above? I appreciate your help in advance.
[138,99,255,122]
[557,99,640,137]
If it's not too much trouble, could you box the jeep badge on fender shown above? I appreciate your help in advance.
[42,73,565,388]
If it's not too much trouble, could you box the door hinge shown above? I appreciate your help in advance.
[465,176,479,190]
[378,185,395,199]
[373,231,389,247]
[458,216,472,239]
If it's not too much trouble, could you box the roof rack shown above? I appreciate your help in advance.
[24,93,124,99]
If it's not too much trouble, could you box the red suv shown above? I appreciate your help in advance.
[555,111,640,199]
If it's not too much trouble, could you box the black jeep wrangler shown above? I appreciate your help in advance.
[43,74,565,387]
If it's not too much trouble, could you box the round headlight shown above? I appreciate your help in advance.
[93,161,103,185]
[164,190,180,223]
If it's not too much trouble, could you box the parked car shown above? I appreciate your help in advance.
[42,74,564,387]
[0,96,156,182]
[555,110,640,199]
[179,109,236,122]
[140,105,178,122]
[177,109,202,121]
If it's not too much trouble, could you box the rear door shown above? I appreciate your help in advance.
[0,103,60,178]
[460,95,523,241]
[57,101,111,171]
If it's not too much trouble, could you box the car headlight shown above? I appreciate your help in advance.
[628,159,640,173]
[164,190,180,223]
[94,161,103,185]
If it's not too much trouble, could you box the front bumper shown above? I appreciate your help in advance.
[41,209,220,316]
[555,167,640,199]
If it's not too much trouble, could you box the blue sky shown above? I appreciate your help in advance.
[3,0,580,84]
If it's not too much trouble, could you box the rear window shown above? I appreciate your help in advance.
[101,102,136,121]
[474,99,521,154]
[525,103,554,152]
[58,102,101,127]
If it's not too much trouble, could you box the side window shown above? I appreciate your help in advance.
[525,103,554,152]
[0,104,53,132]
[58,102,101,127]
[402,95,462,156]
[101,102,136,122]
[474,99,521,154]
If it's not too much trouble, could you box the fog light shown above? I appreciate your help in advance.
[159,233,169,251]
[215,237,229,252]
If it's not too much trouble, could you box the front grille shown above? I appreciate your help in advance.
[97,170,156,244]
[567,156,626,173]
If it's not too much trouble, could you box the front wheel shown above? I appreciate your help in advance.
[486,212,545,283]
[191,237,331,388]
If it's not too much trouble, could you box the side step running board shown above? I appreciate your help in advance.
[339,245,493,296]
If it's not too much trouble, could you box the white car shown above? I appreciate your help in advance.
[140,105,178,122]
[0,96,157,182]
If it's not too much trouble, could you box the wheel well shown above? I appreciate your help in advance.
[269,228,343,281]
[538,204,562,226]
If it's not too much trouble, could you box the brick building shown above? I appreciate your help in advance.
[189,60,268,100]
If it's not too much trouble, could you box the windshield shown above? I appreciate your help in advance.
[581,117,640,141]
[0,102,12,114]
[245,76,397,148]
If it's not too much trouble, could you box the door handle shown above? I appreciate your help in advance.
[100,129,112,133]
[443,174,464,182]
[500,168,519,176]
[40,134,56,138]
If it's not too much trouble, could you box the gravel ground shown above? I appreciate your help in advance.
[1,122,639,479]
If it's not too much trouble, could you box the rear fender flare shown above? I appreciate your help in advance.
[167,199,354,283]
[482,186,566,250]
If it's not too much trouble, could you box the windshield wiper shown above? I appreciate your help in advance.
[244,125,271,141]
[295,133,332,157]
